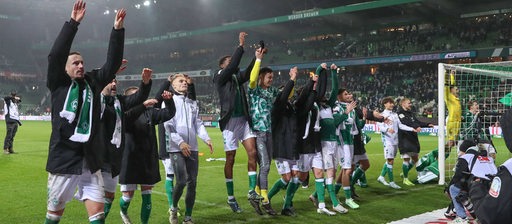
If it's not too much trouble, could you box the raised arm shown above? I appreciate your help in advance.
[47,0,85,90]
[185,76,196,101]
[274,67,297,111]
[315,64,328,101]
[154,73,172,108]
[122,68,152,109]
[295,77,315,109]
[94,8,126,88]
[248,48,264,89]
[150,91,176,125]
[327,64,338,107]
[214,32,246,85]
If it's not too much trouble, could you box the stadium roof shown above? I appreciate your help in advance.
[2,0,510,44]
[1,0,510,73]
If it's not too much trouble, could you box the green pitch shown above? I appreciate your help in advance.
[0,121,509,223]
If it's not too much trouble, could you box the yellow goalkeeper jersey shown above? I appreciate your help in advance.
[444,86,461,122]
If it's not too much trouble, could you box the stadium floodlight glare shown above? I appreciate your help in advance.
[103,10,109,15]
[143,0,150,6]
[135,4,141,9]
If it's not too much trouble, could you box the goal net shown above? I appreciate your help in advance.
[438,61,512,185]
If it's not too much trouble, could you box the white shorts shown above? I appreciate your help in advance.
[275,159,298,175]
[120,184,154,192]
[321,141,339,170]
[161,157,174,176]
[101,171,119,193]
[384,143,398,159]
[340,144,354,169]
[47,169,104,212]
[297,153,315,172]
[400,152,418,159]
[312,152,324,169]
[353,153,369,164]
[222,117,256,151]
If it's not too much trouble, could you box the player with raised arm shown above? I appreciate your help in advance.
[45,1,125,223]
[247,45,279,215]
[213,32,260,214]
[98,66,152,220]
[445,71,462,151]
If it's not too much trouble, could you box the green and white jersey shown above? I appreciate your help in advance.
[249,85,279,132]
[319,105,343,142]
[460,110,483,140]
[334,102,356,145]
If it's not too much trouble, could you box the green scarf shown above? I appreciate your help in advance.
[60,80,93,143]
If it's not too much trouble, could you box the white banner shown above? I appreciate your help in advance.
[362,124,503,136]
[0,115,51,121]
[116,69,211,81]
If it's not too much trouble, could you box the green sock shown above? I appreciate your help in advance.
[226,180,234,196]
[284,182,298,208]
[315,179,325,203]
[380,162,388,177]
[141,194,152,224]
[89,219,104,224]
[268,178,287,200]
[248,172,257,191]
[44,218,60,224]
[402,163,409,178]
[326,184,339,207]
[408,163,415,172]
[120,197,131,215]
[351,167,364,185]
[104,198,113,218]
[387,163,394,182]
[344,187,351,200]
[165,179,174,208]
[334,183,342,195]
[360,172,367,185]
[185,207,193,217]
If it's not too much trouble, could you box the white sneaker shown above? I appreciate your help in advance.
[317,207,336,216]
[345,198,360,209]
[377,176,389,186]
[120,211,132,224]
[169,208,178,224]
[389,182,402,189]
[332,204,348,214]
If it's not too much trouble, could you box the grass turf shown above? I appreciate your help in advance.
[0,120,509,223]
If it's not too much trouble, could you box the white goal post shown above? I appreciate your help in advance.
[438,61,512,185]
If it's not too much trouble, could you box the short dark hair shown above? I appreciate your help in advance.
[10,91,16,96]
[381,97,394,105]
[259,67,273,77]
[459,140,477,153]
[337,88,348,96]
[218,55,230,67]
[467,100,478,110]
[69,51,81,56]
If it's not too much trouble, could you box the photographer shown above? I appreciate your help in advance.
[474,107,512,224]
[3,91,21,154]
[448,140,497,223]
